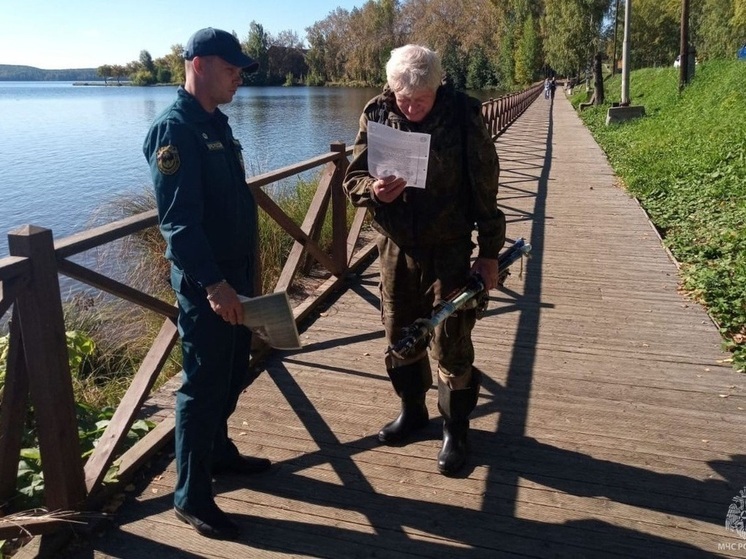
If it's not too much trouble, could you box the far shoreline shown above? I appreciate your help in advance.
[73,81,134,86]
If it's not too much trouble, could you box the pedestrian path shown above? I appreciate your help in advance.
[51,91,746,559]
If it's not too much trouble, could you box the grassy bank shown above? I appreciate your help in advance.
[570,60,746,373]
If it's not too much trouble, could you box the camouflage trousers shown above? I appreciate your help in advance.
[377,235,477,389]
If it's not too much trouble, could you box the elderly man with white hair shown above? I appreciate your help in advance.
[343,44,506,476]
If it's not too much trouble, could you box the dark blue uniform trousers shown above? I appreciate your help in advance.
[171,262,254,515]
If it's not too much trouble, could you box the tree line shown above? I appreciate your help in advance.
[98,0,746,89]
[0,65,98,82]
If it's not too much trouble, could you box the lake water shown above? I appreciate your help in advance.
[0,82,384,257]
[0,82,501,258]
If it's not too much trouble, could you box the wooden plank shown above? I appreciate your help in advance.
[54,210,157,259]
[329,143,349,271]
[346,206,370,266]
[56,258,177,319]
[0,255,30,282]
[7,226,86,511]
[0,313,28,507]
[43,88,746,559]
[84,417,176,513]
[0,515,88,540]
[116,416,175,475]
[248,149,349,189]
[291,239,378,325]
[274,165,332,293]
[0,275,28,320]
[84,318,178,496]
[250,185,341,276]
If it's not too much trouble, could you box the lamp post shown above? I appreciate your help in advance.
[621,0,631,105]
[606,0,645,124]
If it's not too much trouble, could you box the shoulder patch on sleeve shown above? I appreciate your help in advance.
[156,145,180,175]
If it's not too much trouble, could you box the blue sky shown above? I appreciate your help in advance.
[1,0,367,69]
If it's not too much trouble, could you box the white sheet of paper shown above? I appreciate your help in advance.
[238,292,301,350]
[367,121,431,189]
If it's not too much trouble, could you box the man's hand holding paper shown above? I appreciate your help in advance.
[367,121,430,190]
[372,175,408,203]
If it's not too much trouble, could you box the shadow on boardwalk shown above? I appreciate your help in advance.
[51,94,746,559]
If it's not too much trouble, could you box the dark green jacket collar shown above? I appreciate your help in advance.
[176,86,229,127]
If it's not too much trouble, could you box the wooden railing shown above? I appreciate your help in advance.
[0,85,541,540]
[482,82,544,138]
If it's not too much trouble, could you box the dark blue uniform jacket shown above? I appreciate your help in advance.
[143,87,256,290]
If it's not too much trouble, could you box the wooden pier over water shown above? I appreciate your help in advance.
[13,90,746,558]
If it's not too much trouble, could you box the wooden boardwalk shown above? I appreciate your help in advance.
[54,92,746,558]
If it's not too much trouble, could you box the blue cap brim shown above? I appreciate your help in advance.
[221,52,259,72]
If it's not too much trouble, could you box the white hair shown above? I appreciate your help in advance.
[386,44,442,95]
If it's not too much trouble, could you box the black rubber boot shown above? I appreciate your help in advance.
[378,358,432,444]
[437,368,482,476]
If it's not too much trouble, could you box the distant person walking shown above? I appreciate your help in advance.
[544,78,551,99]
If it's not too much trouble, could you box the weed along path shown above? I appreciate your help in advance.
[47,92,746,559]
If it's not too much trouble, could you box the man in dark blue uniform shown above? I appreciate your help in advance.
[143,27,269,540]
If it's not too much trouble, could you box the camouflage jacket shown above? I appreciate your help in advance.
[343,83,505,259]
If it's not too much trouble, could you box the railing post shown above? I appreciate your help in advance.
[330,142,349,272]
[0,309,29,509]
[8,225,87,511]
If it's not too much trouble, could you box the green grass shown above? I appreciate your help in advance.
[572,61,746,372]
[257,176,360,293]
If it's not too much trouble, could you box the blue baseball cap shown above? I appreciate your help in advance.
[184,27,259,72]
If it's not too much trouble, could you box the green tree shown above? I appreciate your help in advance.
[698,0,745,59]
[125,60,141,78]
[305,8,351,84]
[156,66,172,83]
[139,50,155,74]
[542,0,612,77]
[97,64,112,85]
[466,45,494,89]
[268,31,308,83]
[158,44,185,85]
[490,0,538,88]
[267,45,308,85]
[342,0,401,85]
[372,0,401,83]
[628,0,679,67]
[111,64,128,85]
[496,23,517,89]
[514,14,540,84]
[304,28,329,84]
[243,22,270,85]
[441,39,466,89]
[131,70,156,85]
